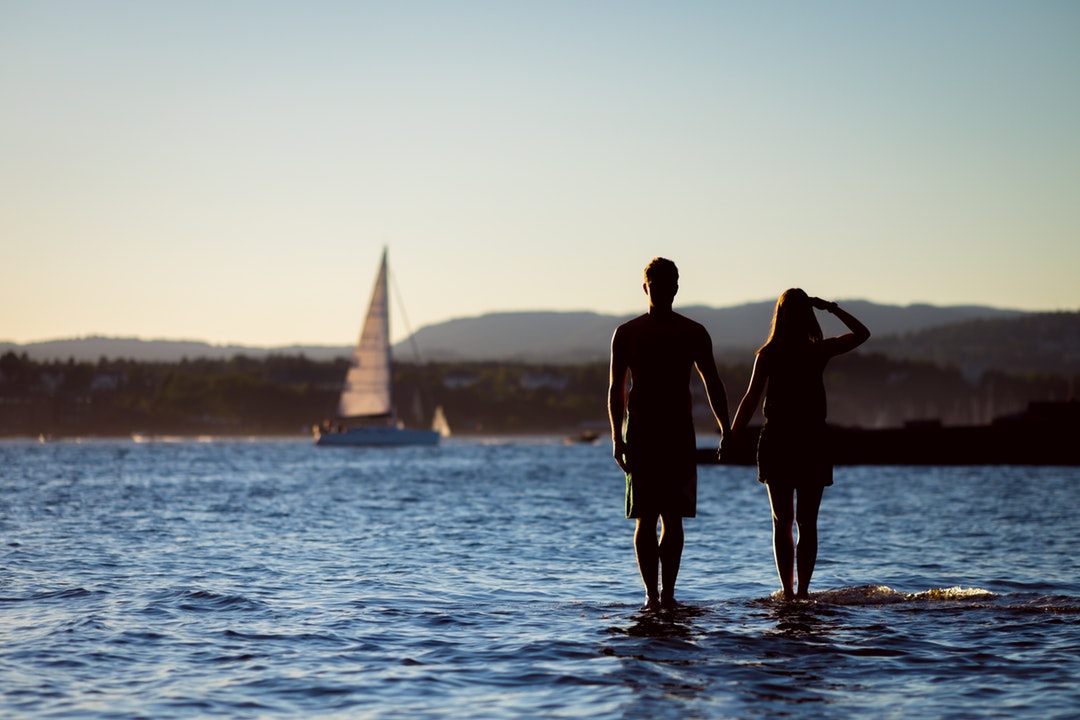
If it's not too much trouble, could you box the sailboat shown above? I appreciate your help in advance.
[314,249,440,447]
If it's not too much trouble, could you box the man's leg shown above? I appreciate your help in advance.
[634,513,661,610]
[766,483,796,599]
[658,513,684,608]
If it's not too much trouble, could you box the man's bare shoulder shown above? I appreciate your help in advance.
[671,311,707,328]
[671,312,712,339]
[614,313,650,335]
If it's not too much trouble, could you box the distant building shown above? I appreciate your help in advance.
[90,372,126,392]
[39,372,64,394]
[519,373,569,391]
[443,373,478,389]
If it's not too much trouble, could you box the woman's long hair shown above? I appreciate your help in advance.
[757,288,823,354]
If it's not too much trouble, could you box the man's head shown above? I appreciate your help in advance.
[643,257,678,309]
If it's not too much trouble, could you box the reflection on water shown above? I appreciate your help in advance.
[765,598,843,638]
[612,604,708,639]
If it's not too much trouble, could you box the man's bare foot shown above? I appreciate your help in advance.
[641,596,662,612]
[660,595,680,611]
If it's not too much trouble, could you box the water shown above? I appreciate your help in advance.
[1,438,1077,718]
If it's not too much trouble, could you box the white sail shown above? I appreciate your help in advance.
[432,405,452,437]
[337,249,393,421]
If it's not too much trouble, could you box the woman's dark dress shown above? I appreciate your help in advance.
[756,341,834,488]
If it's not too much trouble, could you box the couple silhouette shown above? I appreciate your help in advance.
[608,258,870,610]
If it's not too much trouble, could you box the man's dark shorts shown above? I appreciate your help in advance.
[624,413,697,519]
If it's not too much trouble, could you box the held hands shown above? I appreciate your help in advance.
[810,296,838,313]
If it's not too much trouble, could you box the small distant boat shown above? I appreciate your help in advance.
[563,428,600,445]
[431,405,452,438]
[315,249,440,447]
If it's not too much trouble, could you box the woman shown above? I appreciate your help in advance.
[731,289,870,599]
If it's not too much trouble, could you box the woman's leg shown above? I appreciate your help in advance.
[766,483,796,598]
[794,485,825,598]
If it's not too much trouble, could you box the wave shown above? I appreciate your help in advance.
[756,584,1080,613]
[809,584,995,605]
[0,587,104,604]
[145,587,269,613]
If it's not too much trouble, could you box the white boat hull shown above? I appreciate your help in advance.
[314,426,440,447]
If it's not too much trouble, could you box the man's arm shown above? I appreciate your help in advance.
[694,327,730,434]
[608,327,630,472]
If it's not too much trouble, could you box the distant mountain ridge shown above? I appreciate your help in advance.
[870,311,1080,379]
[0,300,1039,366]
[399,300,1029,363]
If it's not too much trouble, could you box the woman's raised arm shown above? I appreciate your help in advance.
[812,298,870,357]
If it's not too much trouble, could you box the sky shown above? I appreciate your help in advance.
[2,1,1078,347]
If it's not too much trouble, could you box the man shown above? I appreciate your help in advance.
[608,257,729,611]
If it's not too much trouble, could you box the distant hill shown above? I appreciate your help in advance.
[6,302,1072,377]
[398,300,1027,363]
[870,312,1080,379]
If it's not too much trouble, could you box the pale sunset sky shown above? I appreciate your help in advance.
[2,1,1078,346]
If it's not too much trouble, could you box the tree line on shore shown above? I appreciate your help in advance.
[0,350,1074,438]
